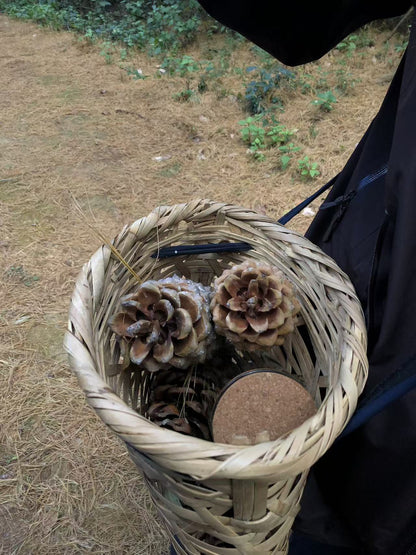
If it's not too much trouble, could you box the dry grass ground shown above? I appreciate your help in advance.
[0,13,407,554]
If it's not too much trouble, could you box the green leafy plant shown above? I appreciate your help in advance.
[395,40,409,53]
[197,76,208,93]
[312,91,337,112]
[173,86,195,102]
[299,75,313,95]
[309,124,319,140]
[267,124,296,146]
[278,142,301,170]
[249,140,266,161]
[278,142,301,155]
[239,116,266,147]
[100,41,115,64]
[83,27,95,44]
[314,68,330,91]
[280,155,291,171]
[0,0,206,55]
[0,0,67,27]
[244,65,293,114]
[335,68,358,94]
[297,156,320,180]
[239,117,298,162]
[353,28,375,49]
[336,34,358,56]
[239,117,266,159]
[161,55,200,77]
[336,30,374,56]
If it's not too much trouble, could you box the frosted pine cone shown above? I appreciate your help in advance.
[109,276,214,372]
[210,259,301,351]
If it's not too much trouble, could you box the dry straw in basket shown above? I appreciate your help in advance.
[64,199,368,554]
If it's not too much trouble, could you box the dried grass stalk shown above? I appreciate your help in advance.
[64,199,368,554]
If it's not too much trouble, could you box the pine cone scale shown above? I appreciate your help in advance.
[223,275,243,297]
[212,304,227,327]
[108,312,136,336]
[171,308,193,339]
[265,288,282,307]
[240,328,259,343]
[173,327,198,357]
[130,337,152,365]
[164,419,192,435]
[153,335,174,363]
[148,402,180,419]
[217,285,231,307]
[126,319,153,336]
[267,308,286,329]
[178,292,201,322]
[255,328,281,346]
[194,311,210,340]
[120,299,142,319]
[225,311,248,333]
[135,281,161,306]
[277,319,295,335]
[154,299,175,323]
[246,313,268,333]
[159,287,180,308]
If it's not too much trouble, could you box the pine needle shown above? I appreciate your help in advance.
[70,193,142,284]
[179,365,198,419]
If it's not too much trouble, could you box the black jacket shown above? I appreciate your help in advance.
[197,2,416,553]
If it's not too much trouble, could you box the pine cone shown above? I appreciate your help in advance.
[147,369,217,439]
[210,259,301,351]
[109,276,214,372]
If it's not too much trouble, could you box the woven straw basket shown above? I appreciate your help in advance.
[64,199,368,555]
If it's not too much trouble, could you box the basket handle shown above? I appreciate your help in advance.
[151,242,252,259]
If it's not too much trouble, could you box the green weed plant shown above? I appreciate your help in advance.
[161,55,200,76]
[244,65,294,114]
[239,116,298,162]
[297,156,320,180]
[0,0,205,54]
[312,90,337,112]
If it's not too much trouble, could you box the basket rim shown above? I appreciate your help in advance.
[64,199,368,481]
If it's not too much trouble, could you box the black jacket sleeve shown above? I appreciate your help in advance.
[197,0,411,65]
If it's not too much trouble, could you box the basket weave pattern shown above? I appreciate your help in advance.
[65,200,368,554]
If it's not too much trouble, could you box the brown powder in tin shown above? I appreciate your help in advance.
[212,371,317,445]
